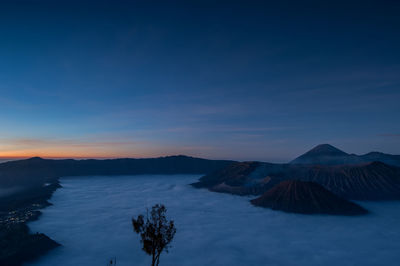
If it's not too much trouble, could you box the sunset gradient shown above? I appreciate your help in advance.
[0,1,399,161]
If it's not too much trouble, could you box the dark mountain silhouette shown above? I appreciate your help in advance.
[290,144,359,165]
[300,144,348,156]
[192,161,260,188]
[360,152,400,167]
[290,144,400,166]
[193,161,400,200]
[0,155,234,188]
[0,223,60,266]
[250,180,368,215]
[192,161,286,195]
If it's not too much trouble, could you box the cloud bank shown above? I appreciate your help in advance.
[27,175,400,266]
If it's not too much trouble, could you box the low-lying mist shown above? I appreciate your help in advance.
[27,175,400,266]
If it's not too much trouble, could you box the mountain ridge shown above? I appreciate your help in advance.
[290,144,400,166]
[193,161,400,200]
[0,155,235,188]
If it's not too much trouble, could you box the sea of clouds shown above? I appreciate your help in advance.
[26,175,400,266]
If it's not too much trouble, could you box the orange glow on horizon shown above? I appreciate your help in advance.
[0,150,162,159]
[0,147,203,160]
[0,139,167,159]
[0,138,213,160]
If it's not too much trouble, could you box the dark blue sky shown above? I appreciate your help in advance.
[0,1,399,161]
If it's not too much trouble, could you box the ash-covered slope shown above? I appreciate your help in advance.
[193,161,400,200]
[192,162,289,195]
[296,162,400,200]
[251,180,368,215]
[191,161,261,193]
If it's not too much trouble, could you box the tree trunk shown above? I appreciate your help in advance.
[155,254,160,266]
[151,252,156,266]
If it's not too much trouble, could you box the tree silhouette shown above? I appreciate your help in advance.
[132,204,176,266]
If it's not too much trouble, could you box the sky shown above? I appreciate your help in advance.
[0,0,399,162]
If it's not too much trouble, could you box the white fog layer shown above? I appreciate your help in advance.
[26,175,400,266]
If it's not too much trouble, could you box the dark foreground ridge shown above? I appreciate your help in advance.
[0,223,60,266]
[0,182,61,266]
[251,180,368,215]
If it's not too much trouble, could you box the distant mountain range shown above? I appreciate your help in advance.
[192,144,400,214]
[0,155,234,188]
[1,145,400,215]
[4,147,394,265]
[193,160,400,200]
[290,144,400,166]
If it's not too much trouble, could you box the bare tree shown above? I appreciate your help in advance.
[132,204,176,266]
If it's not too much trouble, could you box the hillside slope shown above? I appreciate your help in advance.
[251,180,368,215]
[194,161,400,200]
